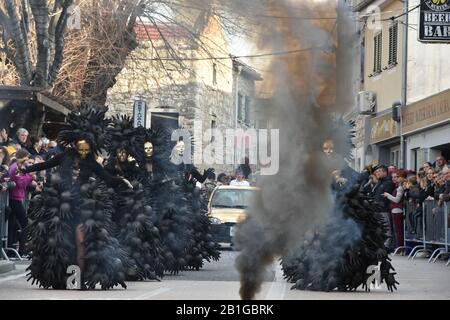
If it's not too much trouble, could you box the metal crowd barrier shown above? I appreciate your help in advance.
[0,191,22,261]
[394,200,422,256]
[1,191,10,260]
[394,199,450,265]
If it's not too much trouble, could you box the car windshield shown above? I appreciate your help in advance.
[211,189,255,209]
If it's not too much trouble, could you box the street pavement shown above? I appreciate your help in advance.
[0,250,449,300]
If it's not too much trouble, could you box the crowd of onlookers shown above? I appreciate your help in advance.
[1,127,61,257]
[359,156,450,251]
[201,160,253,200]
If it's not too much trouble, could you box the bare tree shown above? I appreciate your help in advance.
[1,0,250,106]
[0,0,74,88]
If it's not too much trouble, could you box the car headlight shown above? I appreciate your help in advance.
[210,217,222,224]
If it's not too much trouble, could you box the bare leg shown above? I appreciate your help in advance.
[75,224,85,272]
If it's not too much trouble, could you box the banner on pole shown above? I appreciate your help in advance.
[133,100,147,128]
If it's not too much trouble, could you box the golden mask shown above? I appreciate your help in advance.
[116,148,128,163]
[76,140,91,159]
[322,139,334,158]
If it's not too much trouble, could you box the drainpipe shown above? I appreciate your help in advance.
[234,62,242,165]
[400,0,409,169]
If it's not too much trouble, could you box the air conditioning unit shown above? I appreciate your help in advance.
[357,91,376,115]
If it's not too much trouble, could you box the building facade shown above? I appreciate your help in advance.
[352,0,450,170]
[106,13,262,173]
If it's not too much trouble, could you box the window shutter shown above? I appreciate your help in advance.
[393,23,398,64]
[388,22,398,66]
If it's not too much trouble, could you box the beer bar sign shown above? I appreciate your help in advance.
[419,0,450,42]
[133,100,147,128]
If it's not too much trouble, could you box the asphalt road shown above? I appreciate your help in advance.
[0,251,449,300]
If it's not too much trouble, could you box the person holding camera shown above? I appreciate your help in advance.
[8,149,39,257]
[0,146,15,192]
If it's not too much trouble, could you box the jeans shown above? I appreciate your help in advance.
[409,208,423,234]
[7,199,28,255]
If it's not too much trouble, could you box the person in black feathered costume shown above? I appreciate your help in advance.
[104,116,164,281]
[281,120,399,292]
[133,129,192,274]
[24,105,131,290]
[136,127,220,273]
[161,135,220,271]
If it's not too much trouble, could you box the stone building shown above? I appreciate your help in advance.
[107,12,262,173]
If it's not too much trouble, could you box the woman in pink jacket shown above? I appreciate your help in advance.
[8,149,38,257]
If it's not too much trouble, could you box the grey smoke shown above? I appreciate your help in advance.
[160,0,359,299]
[219,0,361,299]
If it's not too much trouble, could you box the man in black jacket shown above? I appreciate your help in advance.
[371,165,395,249]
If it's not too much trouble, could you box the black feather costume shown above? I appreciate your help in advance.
[133,127,192,274]
[151,130,220,272]
[25,105,129,289]
[104,116,164,281]
[280,120,399,292]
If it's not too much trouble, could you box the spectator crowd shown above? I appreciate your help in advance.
[1,127,61,258]
[359,156,450,251]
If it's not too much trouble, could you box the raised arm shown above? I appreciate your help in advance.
[92,161,131,188]
[385,187,404,204]
[190,166,214,183]
[21,151,65,173]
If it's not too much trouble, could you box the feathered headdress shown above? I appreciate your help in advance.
[57,104,110,155]
[104,115,144,164]
[132,126,171,167]
[324,117,356,163]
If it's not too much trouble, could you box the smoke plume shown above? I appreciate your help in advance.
[228,0,359,299]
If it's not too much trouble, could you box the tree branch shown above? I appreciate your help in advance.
[20,0,30,45]
[48,0,74,86]
[127,0,145,33]
[29,0,51,88]
[4,0,32,85]
[48,0,64,56]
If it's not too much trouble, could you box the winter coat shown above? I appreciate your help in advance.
[9,162,34,201]
[371,176,395,212]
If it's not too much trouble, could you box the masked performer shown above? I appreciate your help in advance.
[281,121,399,292]
[104,116,164,281]
[131,128,188,274]
[163,137,220,271]
[24,105,131,290]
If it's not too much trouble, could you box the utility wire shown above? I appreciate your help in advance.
[381,3,421,21]
[134,47,326,61]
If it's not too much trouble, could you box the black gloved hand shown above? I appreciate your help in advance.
[201,168,215,183]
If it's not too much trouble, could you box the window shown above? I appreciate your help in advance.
[373,32,382,74]
[213,63,217,85]
[388,22,398,66]
[211,119,216,142]
[411,148,418,173]
[360,36,365,83]
[238,93,243,121]
[244,96,250,124]
[390,146,400,168]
